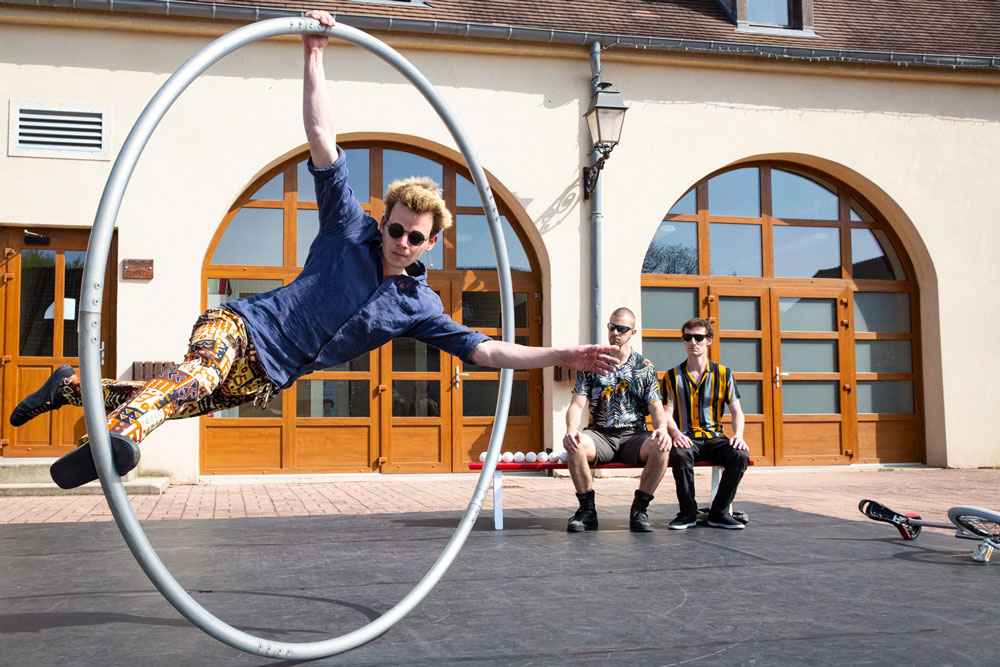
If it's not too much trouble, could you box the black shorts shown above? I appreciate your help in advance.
[584,428,651,467]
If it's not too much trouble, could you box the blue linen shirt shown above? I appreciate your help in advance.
[224,148,490,390]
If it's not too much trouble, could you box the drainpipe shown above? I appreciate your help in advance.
[589,40,603,346]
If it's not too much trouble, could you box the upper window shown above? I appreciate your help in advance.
[748,0,791,27]
[729,0,815,35]
[643,164,908,282]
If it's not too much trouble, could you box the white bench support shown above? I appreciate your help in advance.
[486,466,724,531]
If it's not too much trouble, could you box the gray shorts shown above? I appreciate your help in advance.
[584,427,651,466]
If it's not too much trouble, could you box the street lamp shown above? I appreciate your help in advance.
[582,81,628,199]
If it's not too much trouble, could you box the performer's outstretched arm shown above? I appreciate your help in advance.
[303,10,338,169]
[468,340,619,374]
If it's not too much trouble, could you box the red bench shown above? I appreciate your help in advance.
[469,459,752,530]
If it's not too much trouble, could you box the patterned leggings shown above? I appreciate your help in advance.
[57,308,276,445]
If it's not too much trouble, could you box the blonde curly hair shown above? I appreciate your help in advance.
[383,176,453,237]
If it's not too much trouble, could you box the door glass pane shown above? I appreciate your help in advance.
[382,149,443,193]
[462,292,528,329]
[211,392,282,418]
[669,188,696,215]
[206,278,282,309]
[296,208,319,266]
[781,340,838,372]
[463,379,529,417]
[63,250,85,357]
[250,171,283,200]
[641,337,686,372]
[719,297,760,331]
[310,148,374,204]
[710,223,762,276]
[212,208,283,266]
[393,338,440,372]
[779,298,836,332]
[850,198,875,222]
[296,380,370,417]
[19,249,56,356]
[781,381,840,414]
[463,335,528,372]
[852,229,906,280]
[456,173,481,207]
[771,169,838,220]
[392,380,441,416]
[857,380,914,414]
[455,214,531,271]
[720,339,760,372]
[641,287,698,330]
[738,380,762,414]
[323,354,369,372]
[708,167,759,217]
[642,220,698,275]
[855,292,911,332]
[773,226,841,278]
[855,340,912,373]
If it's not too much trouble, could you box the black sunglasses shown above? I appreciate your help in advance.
[607,323,633,334]
[682,332,708,342]
[386,222,428,246]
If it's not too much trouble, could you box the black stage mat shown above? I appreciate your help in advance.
[0,503,997,666]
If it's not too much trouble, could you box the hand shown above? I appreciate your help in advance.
[729,434,748,451]
[303,10,335,50]
[563,428,582,453]
[562,344,620,375]
[649,427,671,452]
[671,430,693,448]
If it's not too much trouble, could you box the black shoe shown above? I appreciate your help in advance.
[567,506,598,532]
[668,512,698,530]
[707,512,746,530]
[629,508,654,533]
[10,365,74,426]
[50,433,141,490]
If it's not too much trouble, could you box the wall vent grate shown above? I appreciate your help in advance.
[16,107,105,153]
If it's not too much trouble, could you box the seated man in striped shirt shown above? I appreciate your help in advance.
[662,317,750,530]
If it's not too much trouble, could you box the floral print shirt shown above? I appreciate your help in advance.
[573,350,661,430]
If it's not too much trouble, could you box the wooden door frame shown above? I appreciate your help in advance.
[769,285,855,465]
[0,226,117,457]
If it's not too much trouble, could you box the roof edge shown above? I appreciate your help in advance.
[2,0,999,70]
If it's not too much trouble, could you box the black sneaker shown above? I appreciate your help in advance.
[50,433,141,490]
[567,506,598,532]
[629,508,654,533]
[10,365,74,426]
[668,512,698,530]
[707,512,746,530]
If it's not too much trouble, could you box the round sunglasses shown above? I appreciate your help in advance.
[386,222,429,246]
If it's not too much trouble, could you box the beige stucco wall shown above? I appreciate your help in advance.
[2,9,998,476]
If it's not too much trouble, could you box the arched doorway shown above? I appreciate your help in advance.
[199,135,543,474]
[641,163,922,466]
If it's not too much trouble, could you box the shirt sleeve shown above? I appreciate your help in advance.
[724,366,741,403]
[408,313,491,364]
[308,147,368,238]
[640,362,662,405]
[572,371,592,397]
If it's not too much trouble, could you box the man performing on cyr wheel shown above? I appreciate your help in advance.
[9,10,619,489]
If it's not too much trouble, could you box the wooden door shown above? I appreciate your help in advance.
[769,286,855,465]
[708,285,775,465]
[382,289,454,473]
[1,227,115,457]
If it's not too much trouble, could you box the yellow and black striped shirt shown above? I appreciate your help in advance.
[662,361,740,438]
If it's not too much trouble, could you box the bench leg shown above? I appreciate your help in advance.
[492,469,504,530]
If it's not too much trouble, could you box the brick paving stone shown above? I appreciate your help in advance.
[0,467,997,526]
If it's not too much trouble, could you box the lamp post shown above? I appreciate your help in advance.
[581,81,628,200]
[582,43,628,345]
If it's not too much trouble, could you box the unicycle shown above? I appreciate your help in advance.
[859,499,1000,563]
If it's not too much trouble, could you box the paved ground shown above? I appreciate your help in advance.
[2,466,998,529]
